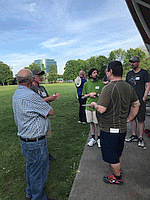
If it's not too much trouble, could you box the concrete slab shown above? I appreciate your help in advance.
[69,114,150,200]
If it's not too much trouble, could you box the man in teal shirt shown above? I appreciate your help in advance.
[82,68,104,147]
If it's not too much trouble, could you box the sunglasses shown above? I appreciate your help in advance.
[130,61,136,63]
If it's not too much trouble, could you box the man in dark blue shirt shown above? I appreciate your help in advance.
[76,70,87,124]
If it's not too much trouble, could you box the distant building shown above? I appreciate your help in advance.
[34,59,57,73]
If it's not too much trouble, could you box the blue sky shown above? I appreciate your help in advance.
[0,0,144,75]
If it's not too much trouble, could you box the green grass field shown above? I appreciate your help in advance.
[0,83,90,200]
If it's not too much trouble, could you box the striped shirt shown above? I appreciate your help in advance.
[12,85,51,138]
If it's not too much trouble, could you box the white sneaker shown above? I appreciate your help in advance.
[87,138,96,146]
[138,137,145,147]
[97,139,101,148]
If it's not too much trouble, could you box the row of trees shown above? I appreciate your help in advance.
[0,47,149,85]
[0,61,58,85]
[63,47,150,81]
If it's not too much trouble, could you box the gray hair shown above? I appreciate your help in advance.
[16,70,33,86]
[79,70,85,76]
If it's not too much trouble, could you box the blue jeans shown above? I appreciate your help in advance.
[20,138,49,200]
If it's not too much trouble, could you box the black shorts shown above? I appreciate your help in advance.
[100,130,126,164]
[135,99,146,122]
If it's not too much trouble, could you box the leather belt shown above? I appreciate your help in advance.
[20,135,45,142]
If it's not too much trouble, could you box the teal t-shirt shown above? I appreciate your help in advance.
[82,79,104,111]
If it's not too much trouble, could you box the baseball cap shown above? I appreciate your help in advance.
[129,56,140,62]
[32,69,45,76]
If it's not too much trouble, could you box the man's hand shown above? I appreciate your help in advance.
[49,108,54,116]
[48,95,56,101]
[142,82,150,102]
[142,96,146,102]
[89,92,97,98]
[53,92,61,99]
[45,92,61,102]
[89,102,97,108]
[89,102,106,114]
[126,100,140,122]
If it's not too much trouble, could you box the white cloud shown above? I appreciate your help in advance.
[52,33,143,61]
[40,38,77,49]
[0,0,145,76]
[24,3,37,12]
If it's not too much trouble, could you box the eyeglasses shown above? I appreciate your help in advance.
[105,69,110,73]
[130,61,136,63]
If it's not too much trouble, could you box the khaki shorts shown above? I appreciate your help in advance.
[85,110,98,124]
